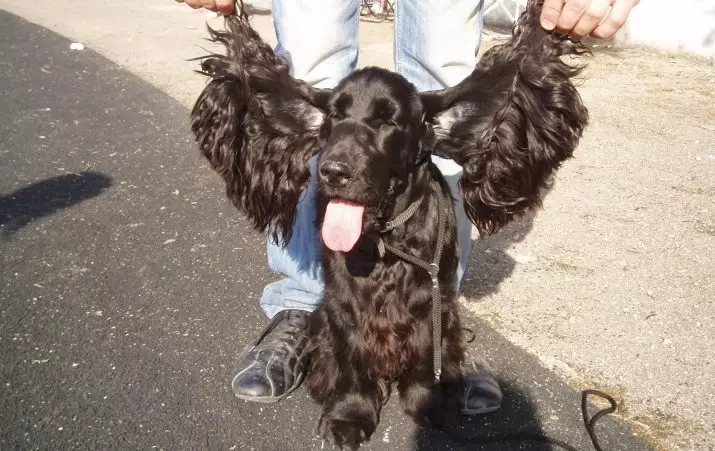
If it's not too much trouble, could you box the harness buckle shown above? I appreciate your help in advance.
[428,263,439,276]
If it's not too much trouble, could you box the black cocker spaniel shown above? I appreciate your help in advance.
[191,0,589,449]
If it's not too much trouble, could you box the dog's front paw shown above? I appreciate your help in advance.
[318,401,377,450]
[319,416,372,450]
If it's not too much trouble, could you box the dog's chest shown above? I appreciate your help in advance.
[331,245,423,307]
[350,273,423,381]
[327,248,433,381]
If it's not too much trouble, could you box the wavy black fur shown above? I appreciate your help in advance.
[191,3,329,242]
[422,0,589,234]
[191,0,588,449]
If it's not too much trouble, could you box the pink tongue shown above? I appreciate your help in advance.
[322,199,365,252]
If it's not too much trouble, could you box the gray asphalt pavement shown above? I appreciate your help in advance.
[0,10,653,451]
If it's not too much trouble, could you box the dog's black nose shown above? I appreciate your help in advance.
[319,160,352,187]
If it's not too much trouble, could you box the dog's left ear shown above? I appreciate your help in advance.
[420,0,589,235]
[191,8,330,243]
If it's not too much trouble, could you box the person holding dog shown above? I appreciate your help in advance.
[177,0,639,407]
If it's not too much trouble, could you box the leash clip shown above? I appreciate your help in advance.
[429,263,439,286]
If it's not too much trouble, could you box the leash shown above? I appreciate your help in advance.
[371,180,448,383]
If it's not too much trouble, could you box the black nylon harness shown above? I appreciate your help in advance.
[371,180,448,383]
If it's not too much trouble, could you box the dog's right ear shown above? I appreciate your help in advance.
[191,6,330,243]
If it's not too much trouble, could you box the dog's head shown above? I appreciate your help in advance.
[316,68,436,251]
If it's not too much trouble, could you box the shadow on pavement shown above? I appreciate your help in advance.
[0,172,112,238]
[414,379,552,451]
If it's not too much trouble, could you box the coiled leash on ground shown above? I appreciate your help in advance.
[581,389,619,451]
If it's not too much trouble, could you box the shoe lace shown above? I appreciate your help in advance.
[254,312,308,359]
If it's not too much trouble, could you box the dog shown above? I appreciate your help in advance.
[191,0,588,449]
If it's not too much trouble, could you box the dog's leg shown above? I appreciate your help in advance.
[307,311,380,450]
[399,307,465,427]
[398,367,444,428]
[439,306,467,397]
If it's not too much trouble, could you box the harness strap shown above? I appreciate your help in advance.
[375,180,447,383]
[373,198,422,258]
[381,198,423,233]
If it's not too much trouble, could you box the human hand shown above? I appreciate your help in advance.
[540,0,639,39]
[175,0,234,15]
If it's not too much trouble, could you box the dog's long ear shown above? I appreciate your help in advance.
[191,3,329,242]
[420,0,589,235]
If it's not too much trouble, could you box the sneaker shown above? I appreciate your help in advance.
[231,309,310,403]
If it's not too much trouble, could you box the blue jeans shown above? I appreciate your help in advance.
[260,0,485,318]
